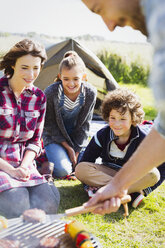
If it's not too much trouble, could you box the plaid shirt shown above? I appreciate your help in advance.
[0,77,47,192]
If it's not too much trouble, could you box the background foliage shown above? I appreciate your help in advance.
[98,51,150,86]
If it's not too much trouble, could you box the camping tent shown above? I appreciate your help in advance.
[35,39,118,112]
[0,39,118,113]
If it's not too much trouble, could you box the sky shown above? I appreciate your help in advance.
[0,0,147,43]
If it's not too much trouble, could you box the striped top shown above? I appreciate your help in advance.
[58,83,85,110]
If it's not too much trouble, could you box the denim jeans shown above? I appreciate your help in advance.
[45,143,84,178]
[0,182,60,218]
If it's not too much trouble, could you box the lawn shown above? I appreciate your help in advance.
[55,180,165,248]
[54,84,164,248]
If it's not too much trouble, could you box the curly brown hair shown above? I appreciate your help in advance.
[0,39,47,78]
[101,87,144,126]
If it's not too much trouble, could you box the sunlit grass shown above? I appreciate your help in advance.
[55,180,165,248]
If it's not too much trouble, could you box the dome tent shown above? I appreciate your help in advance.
[35,38,118,115]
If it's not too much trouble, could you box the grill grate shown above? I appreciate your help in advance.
[0,216,101,248]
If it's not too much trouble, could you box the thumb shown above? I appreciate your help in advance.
[83,192,101,208]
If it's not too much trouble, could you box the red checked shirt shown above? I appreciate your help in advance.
[0,77,47,192]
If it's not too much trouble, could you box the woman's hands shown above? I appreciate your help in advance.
[0,158,30,181]
[67,147,79,167]
[9,166,30,181]
[61,141,79,167]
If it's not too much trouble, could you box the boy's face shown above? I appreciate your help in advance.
[109,109,132,138]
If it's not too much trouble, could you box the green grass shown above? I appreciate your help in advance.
[55,180,165,248]
[53,84,164,248]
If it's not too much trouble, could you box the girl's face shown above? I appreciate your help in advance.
[109,109,132,138]
[12,54,41,87]
[60,66,84,96]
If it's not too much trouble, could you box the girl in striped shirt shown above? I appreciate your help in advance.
[43,51,97,178]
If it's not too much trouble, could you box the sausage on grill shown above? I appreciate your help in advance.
[38,236,60,248]
[0,239,20,248]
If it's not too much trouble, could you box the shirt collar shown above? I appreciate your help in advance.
[0,76,8,89]
[109,125,140,142]
[24,85,36,95]
[109,128,118,141]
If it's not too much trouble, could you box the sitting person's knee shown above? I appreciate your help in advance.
[30,183,60,214]
[53,167,71,178]
[12,202,29,218]
[47,183,60,213]
[0,188,30,218]
[53,161,72,178]
[75,162,86,179]
[149,167,160,185]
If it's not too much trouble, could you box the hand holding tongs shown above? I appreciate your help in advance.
[64,195,131,217]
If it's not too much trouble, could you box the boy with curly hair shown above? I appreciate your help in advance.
[75,87,162,207]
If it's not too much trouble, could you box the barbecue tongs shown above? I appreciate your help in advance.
[48,195,131,222]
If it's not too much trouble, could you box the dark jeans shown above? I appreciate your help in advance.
[0,182,60,218]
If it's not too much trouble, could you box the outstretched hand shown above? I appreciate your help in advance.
[83,180,128,215]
